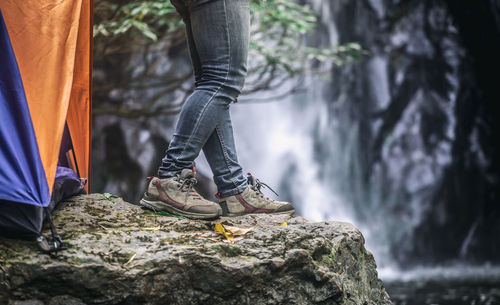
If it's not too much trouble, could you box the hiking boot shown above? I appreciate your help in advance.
[140,168,222,220]
[217,174,295,216]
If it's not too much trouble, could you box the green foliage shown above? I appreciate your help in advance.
[94,0,363,74]
[94,1,181,41]
[92,0,365,116]
[248,0,362,76]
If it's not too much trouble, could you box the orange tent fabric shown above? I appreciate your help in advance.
[0,0,92,193]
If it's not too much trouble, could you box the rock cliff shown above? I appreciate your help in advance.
[0,194,392,305]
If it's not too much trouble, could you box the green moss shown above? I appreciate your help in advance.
[67,257,90,265]
[0,249,8,260]
[66,243,81,251]
[213,244,243,257]
[322,248,336,266]
[83,205,107,217]
[141,211,155,217]
[122,252,135,262]
[160,235,195,245]
[102,251,135,265]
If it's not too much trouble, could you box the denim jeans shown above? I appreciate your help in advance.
[158,0,249,197]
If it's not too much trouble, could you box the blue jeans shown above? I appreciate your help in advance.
[158,0,249,197]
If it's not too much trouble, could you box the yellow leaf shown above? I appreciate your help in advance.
[222,237,243,243]
[281,220,288,227]
[224,225,253,235]
[214,223,234,240]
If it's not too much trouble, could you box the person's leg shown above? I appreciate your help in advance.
[203,111,247,197]
[150,0,294,217]
[158,0,249,196]
[171,0,202,83]
[139,0,223,220]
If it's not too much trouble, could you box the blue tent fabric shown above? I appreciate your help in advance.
[0,166,85,238]
[0,10,50,207]
[0,201,44,238]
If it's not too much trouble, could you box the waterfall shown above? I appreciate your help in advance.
[232,87,355,223]
[229,0,470,271]
[230,73,398,268]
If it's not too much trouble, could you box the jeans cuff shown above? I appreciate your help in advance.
[157,169,181,178]
[218,182,248,198]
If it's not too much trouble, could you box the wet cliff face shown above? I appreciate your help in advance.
[305,0,500,265]
[417,0,500,264]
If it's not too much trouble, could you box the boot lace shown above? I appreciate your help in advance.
[253,179,278,197]
[248,174,279,202]
[177,177,203,200]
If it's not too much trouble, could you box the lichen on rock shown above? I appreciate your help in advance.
[0,194,392,305]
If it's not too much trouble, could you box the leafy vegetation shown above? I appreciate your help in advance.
[93,0,364,117]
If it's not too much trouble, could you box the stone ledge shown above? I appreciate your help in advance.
[0,194,392,305]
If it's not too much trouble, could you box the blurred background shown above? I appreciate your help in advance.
[91,0,500,304]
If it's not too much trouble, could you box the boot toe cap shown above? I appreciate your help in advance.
[187,204,222,216]
[276,203,295,213]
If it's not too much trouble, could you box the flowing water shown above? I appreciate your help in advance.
[229,0,500,303]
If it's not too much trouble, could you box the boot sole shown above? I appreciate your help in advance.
[139,198,221,220]
[223,209,295,217]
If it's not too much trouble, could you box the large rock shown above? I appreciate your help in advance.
[0,194,392,305]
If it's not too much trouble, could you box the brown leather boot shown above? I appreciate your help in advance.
[140,169,222,220]
[217,174,295,216]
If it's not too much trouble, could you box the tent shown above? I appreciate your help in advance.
[0,1,93,251]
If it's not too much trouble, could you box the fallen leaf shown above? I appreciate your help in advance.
[222,237,243,243]
[214,223,234,240]
[224,225,253,235]
[103,193,119,200]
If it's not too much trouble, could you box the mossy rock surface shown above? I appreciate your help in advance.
[0,194,392,305]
